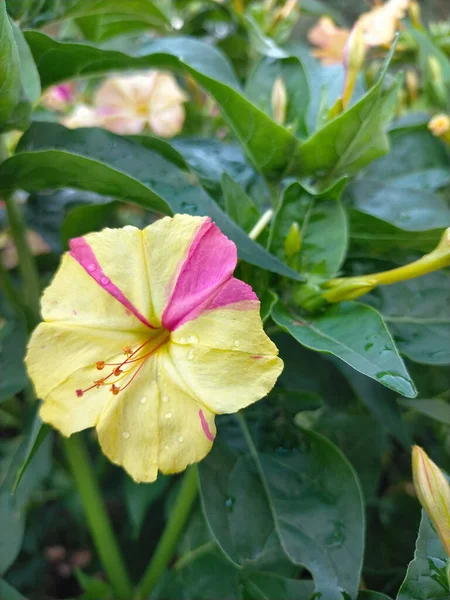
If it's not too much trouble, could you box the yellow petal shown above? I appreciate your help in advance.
[96,347,215,482]
[169,306,283,413]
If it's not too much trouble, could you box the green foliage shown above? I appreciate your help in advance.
[1,1,450,598]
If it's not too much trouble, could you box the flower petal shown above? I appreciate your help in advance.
[168,305,283,414]
[43,227,154,330]
[96,348,215,482]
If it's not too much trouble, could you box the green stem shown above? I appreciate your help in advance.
[62,435,133,600]
[136,466,199,599]
[0,136,40,324]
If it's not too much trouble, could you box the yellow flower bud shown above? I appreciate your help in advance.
[322,278,377,303]
[284,222,302,257]
[271,77,287,125]
[405,69,419,104]
[412,446,450,556]
[408,1,422,28]
[342,22,366,108]
[428,114,450,145]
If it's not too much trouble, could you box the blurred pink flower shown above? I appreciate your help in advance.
[62,104,100,129]
[308,17,350,65]
[42,83,76,112]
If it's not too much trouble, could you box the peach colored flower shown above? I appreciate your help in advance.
[307,17,350,65]
[62,104,100,129]
[94,72,188,137]
[357,0,410,47]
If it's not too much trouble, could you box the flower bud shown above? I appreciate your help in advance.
[271,77,287,125]
[342,22,366,108]
[428,114,450,145]
[322,278,377,303]
[408,1,422,29]
[412,446,450,556]
[284,222,301,257]
[405,69,419,104]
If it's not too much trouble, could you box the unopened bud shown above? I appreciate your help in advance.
[284,222,301,257]
[342,22,366,108]
[271,77,287,125]
[412,446,450,556]
[428,56,448,108]
[405,70,419,104]
[428,114,450,145]
[408,1,422,29]
[322,278,377,303]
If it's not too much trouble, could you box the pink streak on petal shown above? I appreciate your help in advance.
[69,236,155,329]
[55,84,73,103]
[162,219,238,331]
[207,278,257,310]
[199,409,215,441]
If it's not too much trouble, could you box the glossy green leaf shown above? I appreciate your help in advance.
[124,475,170,539]
[0,319,28,403]
[293,43,400,184]
[359,593,393,600]
[272,301,417,398]
[398,398,450,426]
[222,173,260,232]
[270,180,348,276]
[243,572,315,600]
[25,31,300,179]
[0,580,27,600]
[12,412,50,494]
[0,1,21,130]
[371,272,450,365]
[61,201,118,248]
[199,426,365,600]
[0,122,299,279]
[347,127,450,231]
[397,511,450,600]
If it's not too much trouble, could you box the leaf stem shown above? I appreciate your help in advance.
[136,466,198,598]
[248,209,274,241]
[62,435,133,599]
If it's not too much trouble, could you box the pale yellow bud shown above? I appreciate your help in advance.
[428,114,450,142]
[412,446,450,556]
[405,70,419,103]
[342,22,366,108]
[271,77,287,125]
[284,222,302,257]
[429,56,443,82]
[322,278,377,303]
[408,0,422,28]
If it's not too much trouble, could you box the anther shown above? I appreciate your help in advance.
[76,389,84,397]
[113,367,123,376]
[110,384,120,395]
[94,378,105,388]
[96,361,105,370]
[122,345,133,356]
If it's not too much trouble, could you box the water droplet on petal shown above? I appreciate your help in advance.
[179,337,186,344]
[101,276,110,286]
[234,340,240,348]
[165,412,173,419]
[140,396,148,404]
[162,395,169,403]
[87,263,96,272]
[122,431,130,439]
[187,333,199,344]
[164,444,170,450]
[187,349,195,360]
[178,436,184,443]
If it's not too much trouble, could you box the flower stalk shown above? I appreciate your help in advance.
[323,227,450,303]
[136,466,199,599]
[248,209,274,241]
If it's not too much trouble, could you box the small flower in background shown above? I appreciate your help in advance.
[26,215,283,482]
[0,229,51,269]
[428,114,450,144]
[94,72,188,136]
[271,76,287,125]
[412,445,450,556]
[307,16,350,65]
[356,0,410,47]
[62,104,100,129]
[42,83,76,112]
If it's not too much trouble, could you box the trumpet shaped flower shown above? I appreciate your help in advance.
[26,215,283,482]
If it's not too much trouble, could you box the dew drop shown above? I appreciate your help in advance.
[162,395,169,403]
[234,340,240,348]
[165,444,170,450]
[122,431,130,439]
[364,343,374,351]
[225,496,235,512]
[178,436,184,443]
[140,396,148,405]
[187,333,199,344]
[179,337,186,344]
[187,349,195,360]
[165,412,173,419]
[87,263,96,272]
[101,276,110,285]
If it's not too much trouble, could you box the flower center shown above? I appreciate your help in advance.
[75,329,169,398]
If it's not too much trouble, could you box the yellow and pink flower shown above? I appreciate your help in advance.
[26,215,283,482]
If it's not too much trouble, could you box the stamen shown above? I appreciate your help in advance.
[113,367,123,376]
[110,384,120,395]
[96,361,105,370]
[76,389,84,397]
[123,345,133,356]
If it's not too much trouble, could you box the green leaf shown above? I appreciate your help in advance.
[347,127,450,231]
[61,200,118,248]
[0,580,27,600]
[75,569,114,599]
[10,22,40,104]
[0,1,21,130]
[397,511,450,600]
[294,43,400,185]
[12,412,51,494]
[359,593,393,600]
[371,272,450,365]
[124,475,170,539]
[272,301,417,398]
[25,31,300,179]
[0,319,28,403]
[398,398,450,426]
[222,174,260,232]
[0,122,299,279]
[199,426,365,600]
[270,180,348,276]
[243,572,315,600]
